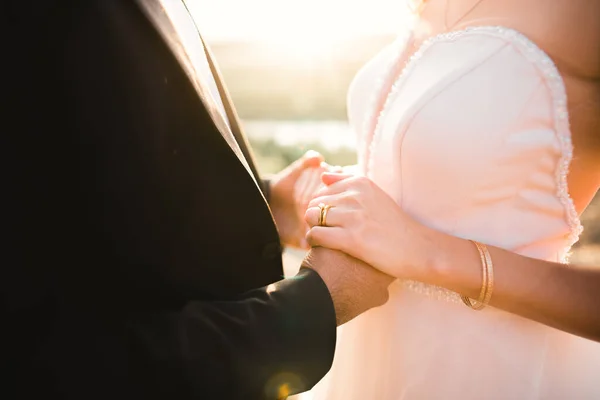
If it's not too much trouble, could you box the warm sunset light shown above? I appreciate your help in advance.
[10,3,600,400]
[182,1,415,154]
[187,0,411,44]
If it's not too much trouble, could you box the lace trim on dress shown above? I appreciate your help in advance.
[363,26,583,302]
[359,32,411,174]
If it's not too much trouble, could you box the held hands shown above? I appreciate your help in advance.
[272,157,396,324]
[294,161,344,229]
[302,247,394,326]
[268,151,323,249]
[268,150,343,249]
[305,173,435,280]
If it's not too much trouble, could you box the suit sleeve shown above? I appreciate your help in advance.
[9,270,336,400]
[123,268,336,399]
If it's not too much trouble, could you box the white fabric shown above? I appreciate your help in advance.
[160,0,229,127]
[303,25,600,400]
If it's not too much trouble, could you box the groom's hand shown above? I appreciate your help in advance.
[302,247,395,326]
[269,150,324,249]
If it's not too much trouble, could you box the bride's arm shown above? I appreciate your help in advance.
[423,231,600,342]
[305,174,600,342]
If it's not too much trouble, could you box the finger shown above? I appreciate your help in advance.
[322,172,354,186]
[306,226,349,252]
[299,237,310,250]
[320,161,333,170]
[314,175,364,198]
[304,205,350,228]
[293,232,310,250]
[300,150,324,168]
[320,162,344,173]
[286,151,324,183]
[302,168,324,205]
[296,166,326,204]
[307,193,346,210]
[294,168,314,204]
[296,168,322,211]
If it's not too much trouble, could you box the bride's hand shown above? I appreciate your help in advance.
[305,173,433,279]
[294,162,344,238]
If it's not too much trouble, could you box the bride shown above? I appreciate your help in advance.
[295,0,600,398]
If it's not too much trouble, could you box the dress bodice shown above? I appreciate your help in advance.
[348,27,582,287]
[304,25,599,400]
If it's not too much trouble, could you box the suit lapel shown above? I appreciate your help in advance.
[201,37,265,188]
[135,0,258,185]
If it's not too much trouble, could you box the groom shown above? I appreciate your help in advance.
[4,0,393,399]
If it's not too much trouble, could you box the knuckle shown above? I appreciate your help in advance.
[304,208,313,222]
[345,193,359,207]
[309,197,324,209]
[305,229,316,245]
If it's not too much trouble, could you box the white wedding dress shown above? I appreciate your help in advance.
[302,25,600,399]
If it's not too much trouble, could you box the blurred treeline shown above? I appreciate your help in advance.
[213,36,394,120]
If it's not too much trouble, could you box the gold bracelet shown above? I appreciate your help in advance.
[460,240,493,310]
[479,242,494,307]
[460,240,487,308]
[468,241,494,310]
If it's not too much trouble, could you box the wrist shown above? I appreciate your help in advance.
[401,224,458,285]
[425,233,481,297]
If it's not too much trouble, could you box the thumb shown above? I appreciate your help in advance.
[286,150,324,180]
[299,150,324,168]
[322,172,353,186]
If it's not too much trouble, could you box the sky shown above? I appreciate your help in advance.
[187,0,410,42]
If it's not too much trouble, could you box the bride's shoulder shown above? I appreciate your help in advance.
[411,26,558,85]
[542,0,599,81]
[415,0,598,80]
[483,0,600,81]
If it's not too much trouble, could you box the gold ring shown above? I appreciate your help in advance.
[318,202,332,227]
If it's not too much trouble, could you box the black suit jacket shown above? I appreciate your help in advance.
[4,1,336,398]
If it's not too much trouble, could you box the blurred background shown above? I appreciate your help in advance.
[189,0,599,266]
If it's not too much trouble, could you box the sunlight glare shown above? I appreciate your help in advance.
[262,28,340,66]
[188,0,410,47]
